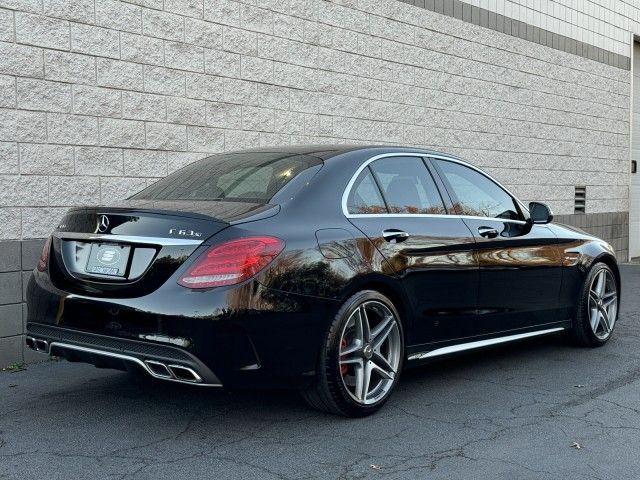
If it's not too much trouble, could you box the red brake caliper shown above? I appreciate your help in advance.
[340,337,348,376]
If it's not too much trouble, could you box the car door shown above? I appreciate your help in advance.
[345,153,479,346]
[430,157,564,333]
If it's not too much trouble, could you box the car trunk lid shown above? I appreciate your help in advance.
[49,200,275,296]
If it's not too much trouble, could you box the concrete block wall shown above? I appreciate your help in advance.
[0,0,631,241]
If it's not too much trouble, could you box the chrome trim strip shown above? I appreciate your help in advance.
[52,232,203,246]
[46,342,222,387]
[407,327,565,361]
[346,213,528,225]
[138,333,191,348]
[341,151,529,221]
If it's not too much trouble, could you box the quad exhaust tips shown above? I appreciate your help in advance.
[25,336,203,385]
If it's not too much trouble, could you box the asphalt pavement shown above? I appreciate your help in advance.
[2,265,640,479]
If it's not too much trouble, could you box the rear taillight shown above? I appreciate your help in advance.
[37,236,52,272]
[178,236,285,289]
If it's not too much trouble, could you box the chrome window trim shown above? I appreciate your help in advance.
[341,152,428,218]
[407,327,565,361]
[52,232,203,246]
[341,152,529,222]
[347,213,528,225]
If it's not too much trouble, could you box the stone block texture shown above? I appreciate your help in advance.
[0,0,630,242]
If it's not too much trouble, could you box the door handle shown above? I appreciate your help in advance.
[382,229,410,243]
[478,226,499,239]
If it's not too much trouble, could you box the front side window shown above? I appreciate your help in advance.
[434,160,520,220]
[370,157,446,215]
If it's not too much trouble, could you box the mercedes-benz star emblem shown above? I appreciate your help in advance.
[97,215,109,233]
[363,344,373,360]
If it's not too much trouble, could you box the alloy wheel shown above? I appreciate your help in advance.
[338,300,401,405]
[588,269,618,340]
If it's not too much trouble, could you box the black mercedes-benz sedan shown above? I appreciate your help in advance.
[26,146,620,417]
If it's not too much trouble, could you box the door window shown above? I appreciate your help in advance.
[370,157,446,214]
[434,160,520,220]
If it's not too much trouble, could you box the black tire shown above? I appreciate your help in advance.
[301,290,404,417]
[568,262,618,347]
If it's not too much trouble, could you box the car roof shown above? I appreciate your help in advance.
[225,145,455,161]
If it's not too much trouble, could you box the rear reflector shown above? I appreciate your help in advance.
[37,236,52,272]
[178,236,285,289]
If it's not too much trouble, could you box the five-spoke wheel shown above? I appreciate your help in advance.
[338,301,401,405]
[302,290,404,417]
[588,268,618,340]
[570,262,619,347]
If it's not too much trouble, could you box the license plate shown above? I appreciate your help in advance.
[85,243,131,277]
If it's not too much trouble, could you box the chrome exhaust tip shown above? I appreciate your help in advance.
[143,360,202,383]
[144,360,172,378]
[26,336,48,352]
[35,339,48,352]
[167,364,202,383]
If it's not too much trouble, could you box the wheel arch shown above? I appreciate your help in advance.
[338,275,413,345]
[567,250,620,348]
[573,239,620,291]
[593,252,621,300]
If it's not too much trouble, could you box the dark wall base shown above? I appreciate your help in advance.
[0,238,48,367]
[553,211,629,261]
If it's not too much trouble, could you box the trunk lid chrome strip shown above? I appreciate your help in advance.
[52,232,203,246]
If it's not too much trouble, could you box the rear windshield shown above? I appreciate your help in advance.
[131,151,322,203]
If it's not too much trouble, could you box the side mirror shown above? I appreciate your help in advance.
[528,202,553,224]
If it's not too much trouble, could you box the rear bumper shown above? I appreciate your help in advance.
[26,269,340,389]
[26,323,222,386]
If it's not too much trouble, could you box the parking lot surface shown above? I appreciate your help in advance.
[2,265,640,479]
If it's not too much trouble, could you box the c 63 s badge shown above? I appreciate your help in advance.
[169,228,203,238]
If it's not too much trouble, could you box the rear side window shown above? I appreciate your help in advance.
[132,152,321,203]
[347,169,387,214]
[370,157,446,214]
[434,160,520,220]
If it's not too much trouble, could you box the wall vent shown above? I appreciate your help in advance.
[574,186,586,214]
